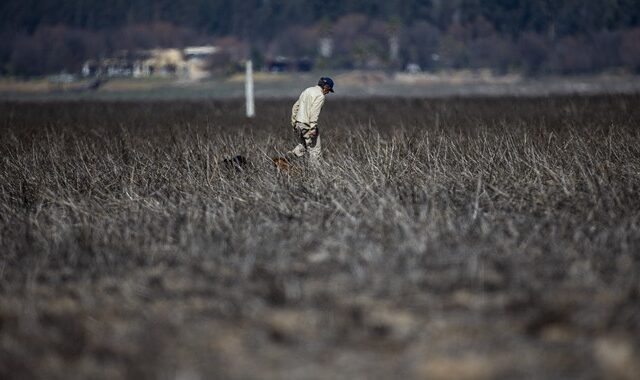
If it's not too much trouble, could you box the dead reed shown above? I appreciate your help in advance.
[1,95,639,379]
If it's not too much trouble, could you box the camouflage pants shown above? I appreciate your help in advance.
[289,122,321,163]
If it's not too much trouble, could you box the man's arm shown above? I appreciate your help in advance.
[291,99,300,128]
[308,95,325,128]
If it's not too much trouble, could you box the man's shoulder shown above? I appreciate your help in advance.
[307,86,324,98]
[298,87,311,97]
[299,86,324,101]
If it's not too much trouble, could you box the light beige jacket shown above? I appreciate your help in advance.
[291,85,325,128]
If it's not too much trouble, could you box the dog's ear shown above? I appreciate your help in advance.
[220,155,248,172]
[234,155,247,165]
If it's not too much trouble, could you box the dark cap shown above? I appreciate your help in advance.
[318,77,335,92]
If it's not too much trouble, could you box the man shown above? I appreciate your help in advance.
[288,77,334,163]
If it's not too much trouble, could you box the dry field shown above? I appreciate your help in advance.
[1,95,639,379]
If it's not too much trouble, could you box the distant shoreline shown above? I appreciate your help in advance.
[1,71,639,101]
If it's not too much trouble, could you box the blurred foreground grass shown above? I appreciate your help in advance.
[1,95,639,379]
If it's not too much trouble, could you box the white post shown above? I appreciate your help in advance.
[245,60,255,118]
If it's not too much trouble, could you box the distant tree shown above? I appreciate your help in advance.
[2,0,640,38]
[548,36,594,74]
[0,32,14,74]
[267,26,318,59]
[8,25,105,76]
[400,21,440,70]
[331,14,380,69]
[468,35,516,74]
[9,34,45,76]
[517,32,551,75]
[112,22,201,51]
[591,31,622,71]
[2,0,640,76]
[438,21,470,69]
[620,28,640,72]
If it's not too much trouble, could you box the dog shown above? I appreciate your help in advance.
[271,156,292,172]
[221,155,248,172]
[271,155,305,176]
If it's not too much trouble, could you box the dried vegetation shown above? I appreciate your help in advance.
[1,95,639,379]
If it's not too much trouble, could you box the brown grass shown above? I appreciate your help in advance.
[1,95,639,379]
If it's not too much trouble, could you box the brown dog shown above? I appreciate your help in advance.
[271,156,292,172]
[272,156,304,175]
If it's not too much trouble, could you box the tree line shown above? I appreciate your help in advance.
[1,0,639,76]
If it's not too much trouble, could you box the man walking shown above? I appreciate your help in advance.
[288,77,334,164]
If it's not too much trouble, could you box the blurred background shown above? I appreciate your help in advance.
[1,0,639,97]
